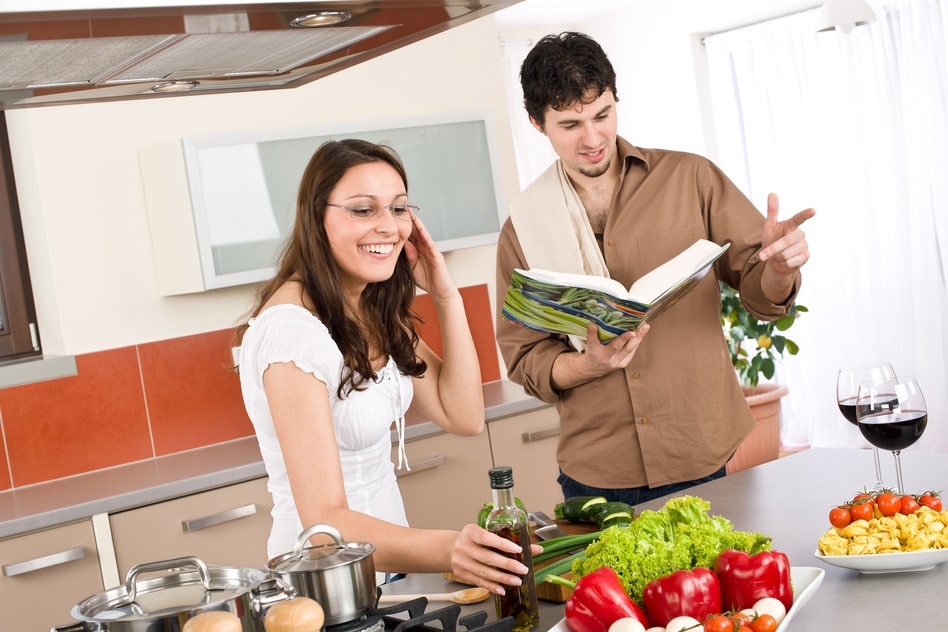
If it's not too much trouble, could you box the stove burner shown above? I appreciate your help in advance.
[368,589,514,632]
[324,615,386,632]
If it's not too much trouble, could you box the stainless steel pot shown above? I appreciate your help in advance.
[53,556,295,632]
[267,524,376,626]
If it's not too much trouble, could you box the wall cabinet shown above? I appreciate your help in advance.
[109,477,274,578]
[487,406,562,515]
[0,519,105,631]
[393,429,494,530]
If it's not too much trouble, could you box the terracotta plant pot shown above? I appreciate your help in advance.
[726,383,789,474]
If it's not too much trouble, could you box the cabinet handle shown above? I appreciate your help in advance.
[395,455,446,478]
[181,503,257,532]
[2,545,86,577]
[521,426,560,443]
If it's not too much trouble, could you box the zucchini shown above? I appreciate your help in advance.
[554,495,608,522]
[589,501,635,528]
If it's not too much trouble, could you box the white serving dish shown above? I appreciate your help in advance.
[814,547,948,574]
[547,566,824,631]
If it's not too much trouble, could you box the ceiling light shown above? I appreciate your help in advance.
[290,11,352,27]
[814,0,877,33]
[150,80,199,93]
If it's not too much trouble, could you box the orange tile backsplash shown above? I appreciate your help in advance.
[0,285,499,489]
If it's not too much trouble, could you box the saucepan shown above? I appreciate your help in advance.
[52,556,295,631]
[266,523,377,626]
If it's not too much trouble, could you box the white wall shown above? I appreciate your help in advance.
[5,18,517,356]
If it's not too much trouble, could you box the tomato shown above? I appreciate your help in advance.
[703,615,734,632]
[829,506,851,528]
[875,492,900,517]
[899,495,920,514]
[850,499,874,522]
[919,492,943,512]
[749,614,778,632]
[730,612,753,627]
[852,492,873,504]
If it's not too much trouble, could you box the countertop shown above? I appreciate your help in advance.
[0,379,549,539]
[379,447,948,630]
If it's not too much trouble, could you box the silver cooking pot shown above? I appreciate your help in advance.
[53,556,295,632]
[267,524,376,626]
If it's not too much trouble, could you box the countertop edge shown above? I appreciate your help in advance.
[0,380,549,539]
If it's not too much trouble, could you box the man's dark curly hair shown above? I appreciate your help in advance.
[520,31,618,127]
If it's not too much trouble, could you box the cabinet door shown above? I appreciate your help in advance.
[0,520,104,631]
[110,477,273,577]
[394,430,494,530]
[487,407,563,515]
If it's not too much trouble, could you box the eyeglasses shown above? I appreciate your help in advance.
[326,202,418,222]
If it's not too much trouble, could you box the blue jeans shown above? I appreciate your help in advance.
[557,466,727,506]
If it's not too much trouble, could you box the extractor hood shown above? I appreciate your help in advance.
[0,1,522,110]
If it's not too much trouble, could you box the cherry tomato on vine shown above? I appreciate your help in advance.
[730,612,753,627]
[703,615,734,632]
[875,492,900,517]
[899,495,920,514]
[852,492,873,504]
[749,614,778,632]
[850,500,874,522]
[829,506,852,528]
[919,492,942,511]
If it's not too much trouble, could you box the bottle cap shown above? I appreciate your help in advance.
[489,466,514,489]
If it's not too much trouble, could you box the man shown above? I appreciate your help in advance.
[495,32,814,505]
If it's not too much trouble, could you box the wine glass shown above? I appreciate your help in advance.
[855,376,927,495]
[836,362,895,489]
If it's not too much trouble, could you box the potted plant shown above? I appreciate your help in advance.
[720,282,808,472]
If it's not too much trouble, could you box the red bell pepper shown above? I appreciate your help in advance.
[714,549,793,612]
[557,566,650,632]
[641,567,721,628]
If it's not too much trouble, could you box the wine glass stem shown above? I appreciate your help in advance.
[872,447,884,489]
[892,450,904,495]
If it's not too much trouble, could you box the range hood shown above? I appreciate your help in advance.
[0,1,522,110]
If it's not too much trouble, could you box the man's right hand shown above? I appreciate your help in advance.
[551,322,650,389]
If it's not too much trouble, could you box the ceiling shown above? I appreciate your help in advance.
[0,1,523,110]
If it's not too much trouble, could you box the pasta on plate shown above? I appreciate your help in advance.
[818,506,948,556]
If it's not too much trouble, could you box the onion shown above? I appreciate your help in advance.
[265,597,326,632]
[752,597,787,625]
[182,611,242,632]
[664,615,701,632]
[608,617,646,632]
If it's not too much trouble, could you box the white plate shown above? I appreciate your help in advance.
[546,566,824,632]
[814,546,948,574]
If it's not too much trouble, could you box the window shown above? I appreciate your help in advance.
[0,111,40,360]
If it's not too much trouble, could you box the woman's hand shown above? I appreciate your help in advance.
[403,210,455,299]
[448,524,543,595]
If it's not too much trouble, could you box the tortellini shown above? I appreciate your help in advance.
[818,506,948,555]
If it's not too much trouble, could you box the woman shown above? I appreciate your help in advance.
[237,139,531,594]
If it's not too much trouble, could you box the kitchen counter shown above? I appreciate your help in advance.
[380,447,948,630]
[0,379,549,539]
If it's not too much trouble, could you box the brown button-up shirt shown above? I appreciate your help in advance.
[494,138,801,489]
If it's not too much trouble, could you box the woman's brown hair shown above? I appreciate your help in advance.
[235,139,426,396]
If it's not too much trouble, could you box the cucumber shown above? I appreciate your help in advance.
[589,501,635,528]
[554,495,608,522]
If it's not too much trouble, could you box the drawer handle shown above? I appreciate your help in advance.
[181,503,257,532]
[395,455,446,478]
[2,545,86,577]
[522,426,560,443]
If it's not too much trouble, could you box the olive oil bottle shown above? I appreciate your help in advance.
[485,466,539,632]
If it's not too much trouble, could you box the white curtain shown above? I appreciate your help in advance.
[704,0,948,455]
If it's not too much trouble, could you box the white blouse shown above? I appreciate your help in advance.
[238,304,413,560]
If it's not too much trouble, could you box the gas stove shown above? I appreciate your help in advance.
[324,592,514,632]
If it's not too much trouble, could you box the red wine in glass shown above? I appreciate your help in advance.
[837,362,895,488]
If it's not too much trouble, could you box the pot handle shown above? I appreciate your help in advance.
[252,576,298,619]
[50,625,86,631]
[124,556,211,603]
[294,524,345,557]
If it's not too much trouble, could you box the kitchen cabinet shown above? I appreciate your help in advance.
[393,429,494,530]
[109,477,273,577]
[487,406,562,515]
[0,519,105,631]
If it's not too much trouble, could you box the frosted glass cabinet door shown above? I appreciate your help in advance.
[182,114,506,290]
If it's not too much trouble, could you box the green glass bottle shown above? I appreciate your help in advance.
[485,466,539,632]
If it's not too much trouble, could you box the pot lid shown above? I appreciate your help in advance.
[72,557,266,623]
[268,524,375,573]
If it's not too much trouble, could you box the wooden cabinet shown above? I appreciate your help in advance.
[393,430,494,530]
[109,477,273,577]
[487,406,562,515]
[0,519,105,631]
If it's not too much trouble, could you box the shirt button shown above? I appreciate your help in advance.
[640,417,648,424]
[607,239,615,247]
[631,372,640,379]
